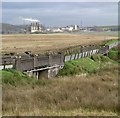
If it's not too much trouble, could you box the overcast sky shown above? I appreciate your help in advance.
[2,2,118,27]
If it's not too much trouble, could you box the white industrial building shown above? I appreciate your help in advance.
[52,28,63,33]
[30,22,45,33]
[28,21,79,33]
[65,25,79,31]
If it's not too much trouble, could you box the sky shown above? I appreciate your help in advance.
[2,2,118,27]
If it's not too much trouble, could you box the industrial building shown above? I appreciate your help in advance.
[29,22,45,33]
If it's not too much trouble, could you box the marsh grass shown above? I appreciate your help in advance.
[2,64,118,116]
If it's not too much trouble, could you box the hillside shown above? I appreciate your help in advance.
[0,23,26,34]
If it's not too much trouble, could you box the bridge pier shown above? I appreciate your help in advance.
[33,71,39,80]
[48,66,60,79]
[26,65,63,80]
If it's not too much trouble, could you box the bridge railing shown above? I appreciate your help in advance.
[64,47,100,62]
[108,41,120,49]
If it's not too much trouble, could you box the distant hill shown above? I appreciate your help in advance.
[0,23,26,34]
[88,25,120,31]
[99,25,119,31]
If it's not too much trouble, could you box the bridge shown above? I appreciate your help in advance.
[1,41,119,79]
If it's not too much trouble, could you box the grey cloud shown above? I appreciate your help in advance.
[2,2,118,26]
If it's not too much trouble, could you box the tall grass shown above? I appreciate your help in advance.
[2,64,118,116]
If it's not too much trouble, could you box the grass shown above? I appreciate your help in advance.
[108,50,119,61]
[2,64,118,116]
[108,46,120,63]
[1,69,52,87]
[58,54,117,76]
[105,39,120,45]
[2,69,33,86]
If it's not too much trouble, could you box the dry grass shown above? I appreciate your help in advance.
[2,65,118,116]
[2,34,118,54]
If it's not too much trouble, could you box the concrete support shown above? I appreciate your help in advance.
[26,66,61,80]
[26,71,33,77]
[48,67,59,79]
[39,70,49,79]
[34,56,38,68]
[12,59,16,69]
[33,72,37,79]
[15,56,22,71]
[49,54,52,66]
[36,72,39,80]
[60,54,64,65]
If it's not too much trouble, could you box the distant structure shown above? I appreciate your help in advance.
[74,25,78,30]
[29,22,45,33]
[66,25,79,32]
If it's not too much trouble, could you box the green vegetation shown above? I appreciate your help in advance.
[105,39,120,45]
[2,69,33,86]
[100,39,119,46]
[108,47,120,63]
[58,54,117,76]
[1,69,51,87]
